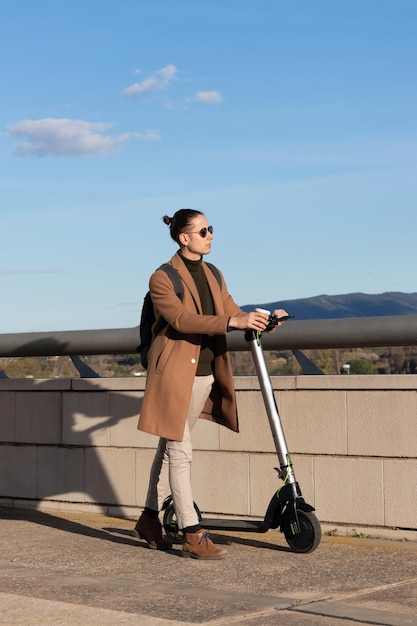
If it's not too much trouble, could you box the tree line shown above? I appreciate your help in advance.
[1,346,417,378]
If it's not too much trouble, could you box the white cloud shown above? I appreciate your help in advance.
[7,118,160,157]
[133,129,162,141]
[123,64,177,98]
[193,90,223,104]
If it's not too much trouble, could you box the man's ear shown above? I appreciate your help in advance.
[178,232,188,246]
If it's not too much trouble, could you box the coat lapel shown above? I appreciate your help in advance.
[170,252,202,313]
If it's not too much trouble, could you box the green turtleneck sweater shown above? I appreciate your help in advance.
[180,253,215,376]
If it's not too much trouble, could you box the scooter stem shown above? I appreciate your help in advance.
[245,329,297,488]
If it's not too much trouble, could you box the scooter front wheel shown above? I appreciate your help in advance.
[162,501,201,544]
[283,509,321,553]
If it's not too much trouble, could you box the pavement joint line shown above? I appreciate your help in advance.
[320,576,417,602]
[0,561,297,609]
[0,592,190,626]
[203,607,288,625]
[291,599,417,626]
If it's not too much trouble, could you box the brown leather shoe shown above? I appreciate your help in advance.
[182,529,228,559]
[134,513,172,550]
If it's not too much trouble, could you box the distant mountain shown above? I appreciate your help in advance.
[242,292,417,320]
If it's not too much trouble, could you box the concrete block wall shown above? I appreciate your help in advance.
[0,375,416,533]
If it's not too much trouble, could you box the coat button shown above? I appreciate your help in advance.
[191,358,196,364]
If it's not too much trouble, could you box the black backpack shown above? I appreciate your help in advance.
[138,262,222,369]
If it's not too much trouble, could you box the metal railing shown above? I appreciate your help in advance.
[1,314,417,357]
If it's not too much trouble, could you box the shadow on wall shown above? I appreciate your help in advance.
[0,337,146,525]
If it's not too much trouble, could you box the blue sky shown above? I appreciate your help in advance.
[1,0,416,333]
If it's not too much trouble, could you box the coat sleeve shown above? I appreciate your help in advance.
[150,267,244,335]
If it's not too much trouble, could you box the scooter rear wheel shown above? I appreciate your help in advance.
[283,509,321,553]
[162,502,201,544]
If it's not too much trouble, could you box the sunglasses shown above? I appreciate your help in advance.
[186,225,213,238]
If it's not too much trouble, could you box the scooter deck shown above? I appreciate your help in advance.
[200,517,268,533]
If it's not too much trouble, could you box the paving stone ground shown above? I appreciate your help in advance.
[1,507,416,625]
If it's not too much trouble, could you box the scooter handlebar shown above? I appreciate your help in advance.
[254,308,294,333]
[265,313,295,332]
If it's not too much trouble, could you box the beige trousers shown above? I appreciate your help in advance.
[144,374,214,529]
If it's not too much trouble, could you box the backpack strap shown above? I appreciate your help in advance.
[204,262,222,289]
[158,263,183,299]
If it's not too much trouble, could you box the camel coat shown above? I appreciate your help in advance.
[137,252,245,441]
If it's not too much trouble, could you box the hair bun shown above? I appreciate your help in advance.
[162,215,172,226]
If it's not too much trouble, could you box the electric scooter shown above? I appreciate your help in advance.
[162,312,322,554]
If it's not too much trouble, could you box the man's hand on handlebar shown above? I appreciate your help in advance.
[229,310,270,332]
